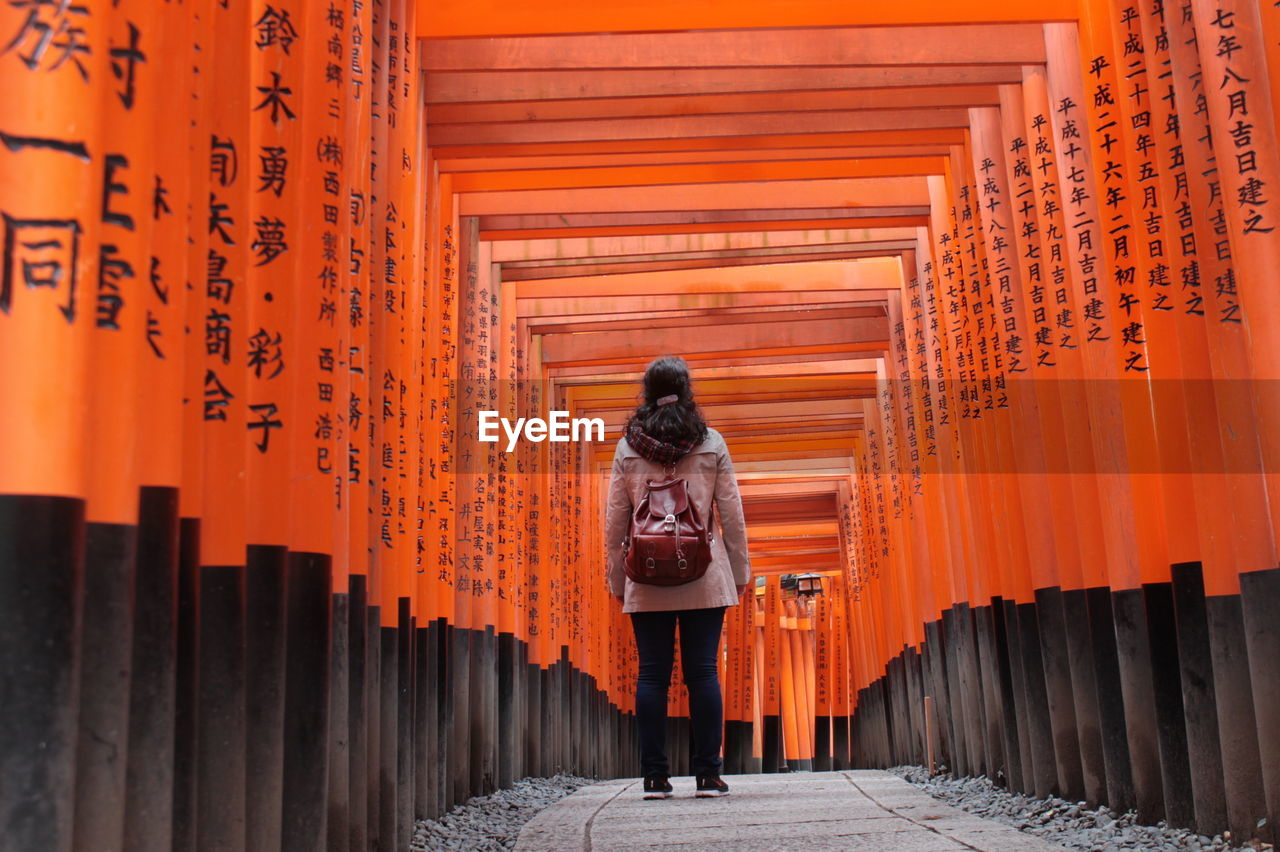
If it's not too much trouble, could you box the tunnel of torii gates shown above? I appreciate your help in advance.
[7,0,1280,849]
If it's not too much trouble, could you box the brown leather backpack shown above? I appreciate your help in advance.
[623,477,713,585]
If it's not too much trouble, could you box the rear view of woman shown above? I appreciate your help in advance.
[604,356,752,799]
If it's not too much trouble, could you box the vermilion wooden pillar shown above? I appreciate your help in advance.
[0,0,102,845]
[1188,1,1280,840]
[1018,62,1112,808]
[1045,20,1145,816]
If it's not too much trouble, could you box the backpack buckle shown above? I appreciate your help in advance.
[663,512,676,532]
[677,557,688,572]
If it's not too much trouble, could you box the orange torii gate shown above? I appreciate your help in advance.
[3,1,1280,851]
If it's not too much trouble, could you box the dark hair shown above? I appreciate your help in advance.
[628,356,709,445]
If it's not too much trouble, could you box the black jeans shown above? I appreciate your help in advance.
[628,605,727,778]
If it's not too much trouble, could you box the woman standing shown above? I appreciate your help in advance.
[604,356,752,799]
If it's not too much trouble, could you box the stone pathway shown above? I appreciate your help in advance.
[512,770,1068,851]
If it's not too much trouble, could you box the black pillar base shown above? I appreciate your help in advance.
[0,495,85,852]
[124,487,179,852]
[281,553,331,852]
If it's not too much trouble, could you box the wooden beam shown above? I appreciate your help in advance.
[514,258,902,298]
[420,26,1048,70]
[539,316,888,365]
[586,396,865,419]
[492,228,919,263]
[500,248,910,280]
[460,177,930,215]
[481,206,930,239]
[500,240,916,268]
[742,491,839,516]
[483,217,928,241]
[567,374,874,402]
[438,146,955,172]
[549,354,886,380]
[425,66,1026,104]
[417,0,1077,38]
[451,157,945,193]
[431,128,967,159]
[553,347,888,374]
[526,303,886,334]
[432,107,972,146]
[428,85,1002,124]
[519,291,888,319]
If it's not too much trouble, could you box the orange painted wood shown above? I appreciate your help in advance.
[967,108,1062,597]
[290,0,343,562]
[417,0,1078,38]
[0,0,103,501]
[496,229,914,265]
[1095,0,1203,576]
[527,306,883,336]
[497,278,519,634]
[515,258,902,299]
[1163,2,1278,587]
[440,146,955,172]
[1044,21,1160,592]
[461,178,931,218]
[519,290,887,319]
[1018,64,1110,593]
[426,66,1024,105]
[434,109,973,148]
[245,0,302,547]
[923,174,985,614]
[420,26,1048,71]
[483,217,929,242]
[540,316,887,366]
[882,290,936,643]
[180,0,213,522]
[433,129,967,160]
[452,158,944,194]
[345,0,375,582]
[501,249,911,282]
[137,0,191,496]
[199,0,252,566]
[501,244,913,270]
[84,0,151,525]
[779,602,801,765]
[1189,0,1280,585]
[369,0,394,603]
[430,86,1003,125]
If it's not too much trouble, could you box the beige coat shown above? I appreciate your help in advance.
[604,427,751,613]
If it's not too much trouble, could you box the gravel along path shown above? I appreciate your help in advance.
[891,765,1272,852]
[410,774,596,851]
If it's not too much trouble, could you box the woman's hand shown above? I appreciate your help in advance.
[613,593,624,605]
[736,583,750,598]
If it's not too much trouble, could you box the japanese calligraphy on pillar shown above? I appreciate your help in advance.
[138,0,191,494]
[1045,28,1121,366]
[289,0,349,561]
[1074,15,1157,375]
[201,0,252,564]
[1193,1,1278,239]
[1021,87,1080,367]
[245,0,302,546]
[85,0,152,524]
[0,0,104,499]
[345,0,372,575]
[1164,0,1243,326]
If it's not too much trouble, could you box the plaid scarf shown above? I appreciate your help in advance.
[624,421,701,467]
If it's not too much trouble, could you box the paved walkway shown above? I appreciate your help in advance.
[513,770,1066,851]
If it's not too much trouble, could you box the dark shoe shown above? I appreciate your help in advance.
[695,774,729,797]
[643,774,673,799]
